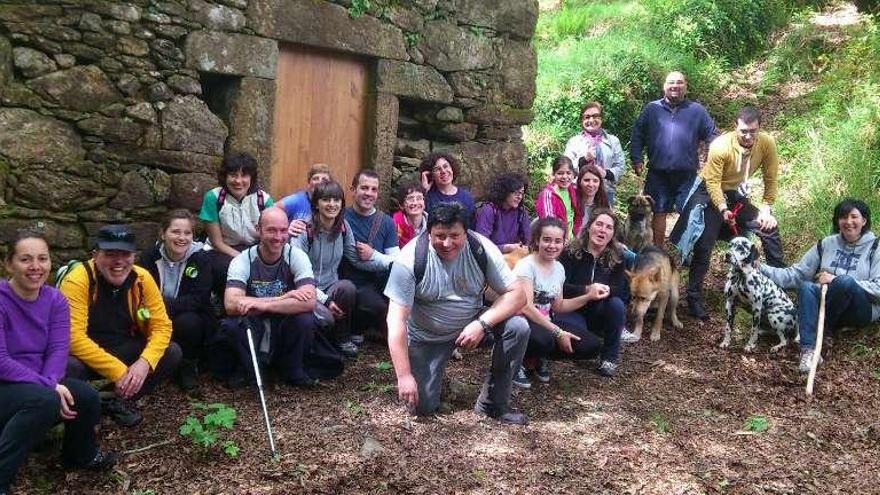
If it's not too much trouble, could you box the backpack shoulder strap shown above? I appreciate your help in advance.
[367,211,386,246]
[816,238,823,262]
[216,187,227,211]
[82,261,96,302]
[414,232,429,286]
[869,237,879,264]
[467,231,489,278]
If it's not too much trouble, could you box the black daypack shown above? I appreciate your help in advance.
[413,230,489,285]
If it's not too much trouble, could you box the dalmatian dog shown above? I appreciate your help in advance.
[722,237,798,352]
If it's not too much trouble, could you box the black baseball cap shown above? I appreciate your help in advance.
[95,224,137,252]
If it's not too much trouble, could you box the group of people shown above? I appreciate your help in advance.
[1,70,879,493]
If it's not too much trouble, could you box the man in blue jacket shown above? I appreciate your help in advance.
[630,71,719,246]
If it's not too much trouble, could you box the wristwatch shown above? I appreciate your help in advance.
[477,318,492,335]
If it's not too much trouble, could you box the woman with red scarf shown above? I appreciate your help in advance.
[563,101,626,205]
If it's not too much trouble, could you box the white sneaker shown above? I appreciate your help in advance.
[799,348,823,374]
[620,328,640,343]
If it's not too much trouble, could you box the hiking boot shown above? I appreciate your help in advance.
[477,406,529,425]
[620,328,640,343]
[597,360,618,377]
[512,365,531,389]
[67,450,120,471]
[338,340,359,358]
[176,359,199,391]
[351,334,365,346]
[687,297,709,321]
[287,376,319,388]
[534,359,551,383]
[799,348,823,374]
[101,397,143,427]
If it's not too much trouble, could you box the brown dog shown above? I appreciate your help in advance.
[624,194,655,253]
[503,244,530,269]
[627,246,683,342]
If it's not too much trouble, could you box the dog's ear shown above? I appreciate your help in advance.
[644,194,655,207]
[749,244,760,266]
[650,266,662,282]
[625,269,633,279]
[627,195,636,206]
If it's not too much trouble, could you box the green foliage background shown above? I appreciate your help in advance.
[527,0,880,252]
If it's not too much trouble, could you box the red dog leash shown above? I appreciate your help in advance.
[727,202,745,236]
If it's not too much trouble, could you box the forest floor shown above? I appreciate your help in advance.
[15,4,880,495]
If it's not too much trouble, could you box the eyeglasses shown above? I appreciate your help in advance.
[583,113,602,120]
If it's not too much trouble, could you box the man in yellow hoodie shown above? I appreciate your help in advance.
[60,225,181,426]
[671,106,785,320]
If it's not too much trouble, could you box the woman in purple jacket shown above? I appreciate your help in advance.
[0,233,116,494]
[474,172,531,252]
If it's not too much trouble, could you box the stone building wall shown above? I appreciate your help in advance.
[0,0,538,259]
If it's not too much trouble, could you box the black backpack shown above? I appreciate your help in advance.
[413,230,489,285]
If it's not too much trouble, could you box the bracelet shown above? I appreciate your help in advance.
[477,318,492,335]
[551,326,563,339]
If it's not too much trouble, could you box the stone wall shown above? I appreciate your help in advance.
[0,0,538,259]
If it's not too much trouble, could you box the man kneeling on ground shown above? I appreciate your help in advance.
[223,207,341,387]
[386,202,530,424]
[61,225,181,427]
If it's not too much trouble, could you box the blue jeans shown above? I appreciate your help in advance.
[408,316,529,416]
[553,296,625,363]
[798,275,873,349]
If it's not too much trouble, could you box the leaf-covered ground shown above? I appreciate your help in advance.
[15,262,880,494]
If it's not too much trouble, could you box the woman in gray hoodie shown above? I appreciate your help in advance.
[139,209,214,390]
[761,198,880,373]
[290,181,384,358]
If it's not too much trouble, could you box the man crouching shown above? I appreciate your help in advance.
[385,202,529,424]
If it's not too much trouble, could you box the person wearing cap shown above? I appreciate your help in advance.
[59,225,181,427]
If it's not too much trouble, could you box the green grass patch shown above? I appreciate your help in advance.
[650,412,671,433]
[743,414,771,433]
[771,20,880,248]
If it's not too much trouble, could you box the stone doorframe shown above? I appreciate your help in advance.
[182,0,457,207]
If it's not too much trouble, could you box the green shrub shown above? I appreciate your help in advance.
[641,0,791,66]
[772,20,880,248]
[179,402,240,458]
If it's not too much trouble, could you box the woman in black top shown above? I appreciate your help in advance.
[556,208,628,376]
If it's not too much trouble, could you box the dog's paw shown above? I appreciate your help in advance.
[769,343,785,353]
[719,338,731,349]
[650,332,661,342]
[672,318,683,330]
[743,343,756,353]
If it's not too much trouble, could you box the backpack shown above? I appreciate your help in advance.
[815,236,879,267]
[217,188,266,212]
[413,230,489,285]
[54,260,96,300]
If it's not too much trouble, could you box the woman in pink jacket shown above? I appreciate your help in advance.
[535,155,581,241]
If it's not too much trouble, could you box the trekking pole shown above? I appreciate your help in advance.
[244,320,277,456]
[806,284,828,396]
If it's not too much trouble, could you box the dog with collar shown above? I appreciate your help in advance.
[723,236,797,351]
[624,194,655,253]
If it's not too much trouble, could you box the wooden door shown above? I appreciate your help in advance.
[270,45,369,201]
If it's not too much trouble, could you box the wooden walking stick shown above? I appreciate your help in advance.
[806,284,828,396]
